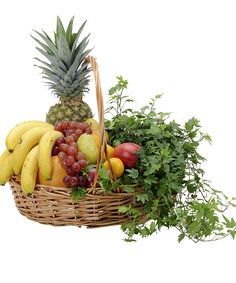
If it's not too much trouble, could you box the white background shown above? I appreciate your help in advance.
[0,0,236,282]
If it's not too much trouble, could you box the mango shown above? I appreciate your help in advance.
[85,118,99,131]
[77,133,98,164]
[85,118,109,141]
[92,128,109,142]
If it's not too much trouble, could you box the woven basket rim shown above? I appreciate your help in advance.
[10,176,146,228]
[10,175,142,197]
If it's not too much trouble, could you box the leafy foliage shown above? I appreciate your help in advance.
[105,76,133,116]
[104,76,236,242]
[32,16,92,97]
[70,187,86,203]
[98,166,137,193]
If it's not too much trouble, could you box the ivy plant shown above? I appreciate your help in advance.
[104,76,236,242]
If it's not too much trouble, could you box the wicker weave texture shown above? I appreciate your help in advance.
[10,177,142,227]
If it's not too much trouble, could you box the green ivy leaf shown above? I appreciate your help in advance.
[118,205,131,213]
[136,193,149,204]
[122,186,135,193]
[140,227,150,237]
[111,179,121,190]
[178,233,185,242]
[98,166,112,192]
[223,215,236,228]
[185,117,200,131]
[70,187,86,203]
[230,230,236,240]
[126,169,139,179]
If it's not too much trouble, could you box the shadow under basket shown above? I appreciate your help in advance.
[9,176,144,228]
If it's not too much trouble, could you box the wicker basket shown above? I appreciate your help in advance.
[9,56,145,228]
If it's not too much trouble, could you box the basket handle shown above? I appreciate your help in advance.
[86,56,115,194]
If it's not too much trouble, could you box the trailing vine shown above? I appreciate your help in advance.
[104,76,236,242]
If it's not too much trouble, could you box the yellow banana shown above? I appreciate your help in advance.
[6,120,53,152]
[38,130,64,180]
[0,150,14,185]
[12,126,54,175]
[21,145,39,194]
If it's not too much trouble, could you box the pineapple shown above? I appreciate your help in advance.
[32,16,93,125]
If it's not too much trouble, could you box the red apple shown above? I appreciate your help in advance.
[113,142,141,168]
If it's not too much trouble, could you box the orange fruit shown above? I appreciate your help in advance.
[91,134,115,160]
[38,156,67,187]
[106,145,115,159]
[103,157,124,178]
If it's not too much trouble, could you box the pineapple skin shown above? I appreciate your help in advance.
[46,99,93,125]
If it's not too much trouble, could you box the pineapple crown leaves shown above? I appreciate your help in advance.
[32,16,93,98]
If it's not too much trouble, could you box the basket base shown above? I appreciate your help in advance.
[9,177,146,228]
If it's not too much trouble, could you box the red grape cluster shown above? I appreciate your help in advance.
[52,120,93,188]
[55,120,92,137]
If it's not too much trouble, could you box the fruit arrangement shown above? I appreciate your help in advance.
[0,118,141,194]
[1,16,236,242]
[0,17,136,195]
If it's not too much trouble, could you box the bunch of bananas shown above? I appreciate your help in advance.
[0,120,63,194]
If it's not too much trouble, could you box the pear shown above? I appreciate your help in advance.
[77,133,98,164]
